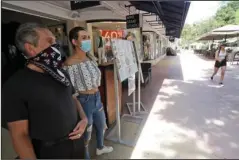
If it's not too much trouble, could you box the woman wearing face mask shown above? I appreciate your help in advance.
[64,27,113,159]
[211,43,228,85]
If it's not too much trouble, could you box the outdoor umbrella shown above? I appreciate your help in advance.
[197,31,239,41]
[197,25,239,41]
[212,25,239,32]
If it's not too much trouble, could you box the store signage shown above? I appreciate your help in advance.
[100,30,123,39]
[70,1,100,10]
[126,14,142,29]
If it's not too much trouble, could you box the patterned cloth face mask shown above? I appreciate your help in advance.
[27,44,70,86]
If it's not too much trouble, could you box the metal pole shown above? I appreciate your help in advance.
[113,62,121,142]
[132,90,135,116]
[237,34,239,46]
[132,74,136,116]
[138,67,141,112]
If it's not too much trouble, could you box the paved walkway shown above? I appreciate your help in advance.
[99,51,239,159]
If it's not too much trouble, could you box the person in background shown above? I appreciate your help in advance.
[2,23,87,159]
[64,27,113,159]
[211,43,228,85]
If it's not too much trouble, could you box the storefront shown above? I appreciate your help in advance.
[2,1,190,158]
[131,1,190,58]
[2,1,172,128]
[142,31,165,61]
[86,21,128,126]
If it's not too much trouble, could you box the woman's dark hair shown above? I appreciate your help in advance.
[219,43,226,50]
[68,26,95,61]
[69,26,86,48]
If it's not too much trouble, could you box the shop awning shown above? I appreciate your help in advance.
[130,1,190,38]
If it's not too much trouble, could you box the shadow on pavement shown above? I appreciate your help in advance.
[141,56,239,159]
[98,55,184,159]
[99,54,239,159]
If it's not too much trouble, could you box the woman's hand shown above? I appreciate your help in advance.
[217,58,221,62]
[215,51,220,61]
[69,118,88,140]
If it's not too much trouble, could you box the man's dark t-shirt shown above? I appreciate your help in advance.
[2,67,79,141]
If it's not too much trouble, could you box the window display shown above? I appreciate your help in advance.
[100,30,123,39]
[94,30,106,64]
[93,29,124,64]
[124,28,143,62]
[143,34,151,60]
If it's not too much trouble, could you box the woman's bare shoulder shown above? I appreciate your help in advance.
[63,55,84,66]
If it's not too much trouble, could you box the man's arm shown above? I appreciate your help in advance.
[68,96,88,140]
[72,95,87,121]
[8,120,36,159]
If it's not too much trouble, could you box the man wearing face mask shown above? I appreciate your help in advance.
[2,23,88,159]
[64,27,113,159]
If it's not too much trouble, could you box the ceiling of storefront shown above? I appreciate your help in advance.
[2,9,64,26]
[45,1,165,34]
[91,22,126,30]
[46,1,111,12]
[45,1,71,10]
[2,1,168,37]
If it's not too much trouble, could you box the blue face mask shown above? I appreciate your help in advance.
[81,40,91,53]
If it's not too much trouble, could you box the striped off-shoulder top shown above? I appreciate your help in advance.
[64,60,101,91]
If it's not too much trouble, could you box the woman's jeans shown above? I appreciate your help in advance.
[77,91,107,159]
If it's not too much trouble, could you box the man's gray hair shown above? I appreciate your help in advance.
[15,23,47,56]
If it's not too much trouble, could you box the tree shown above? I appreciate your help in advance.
[235,9,239,24]
[215,5,235,26]
[181,1,239,43]
[227,1,239,12]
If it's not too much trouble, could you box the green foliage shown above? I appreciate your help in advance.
[216,5,235,25]
[235,9,239,24]
[181,1,239,45]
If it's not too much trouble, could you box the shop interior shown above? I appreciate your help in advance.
[89,21,164,64]
[86,21,127,126]
[89,21,126,64]
[87,21,163,127]
[2,9,68,85]
[142,31,163,61]
[87,21,166,125]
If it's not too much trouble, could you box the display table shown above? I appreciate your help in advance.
[98,63,122,127]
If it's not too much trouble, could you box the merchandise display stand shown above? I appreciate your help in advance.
[105,39,146,147]
[105,62,143,147]
[126,71,148,116]
[126,42,148,116]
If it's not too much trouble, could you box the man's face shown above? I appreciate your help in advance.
[25,28,56,57]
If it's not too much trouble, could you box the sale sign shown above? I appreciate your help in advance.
[99,30,123,39]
